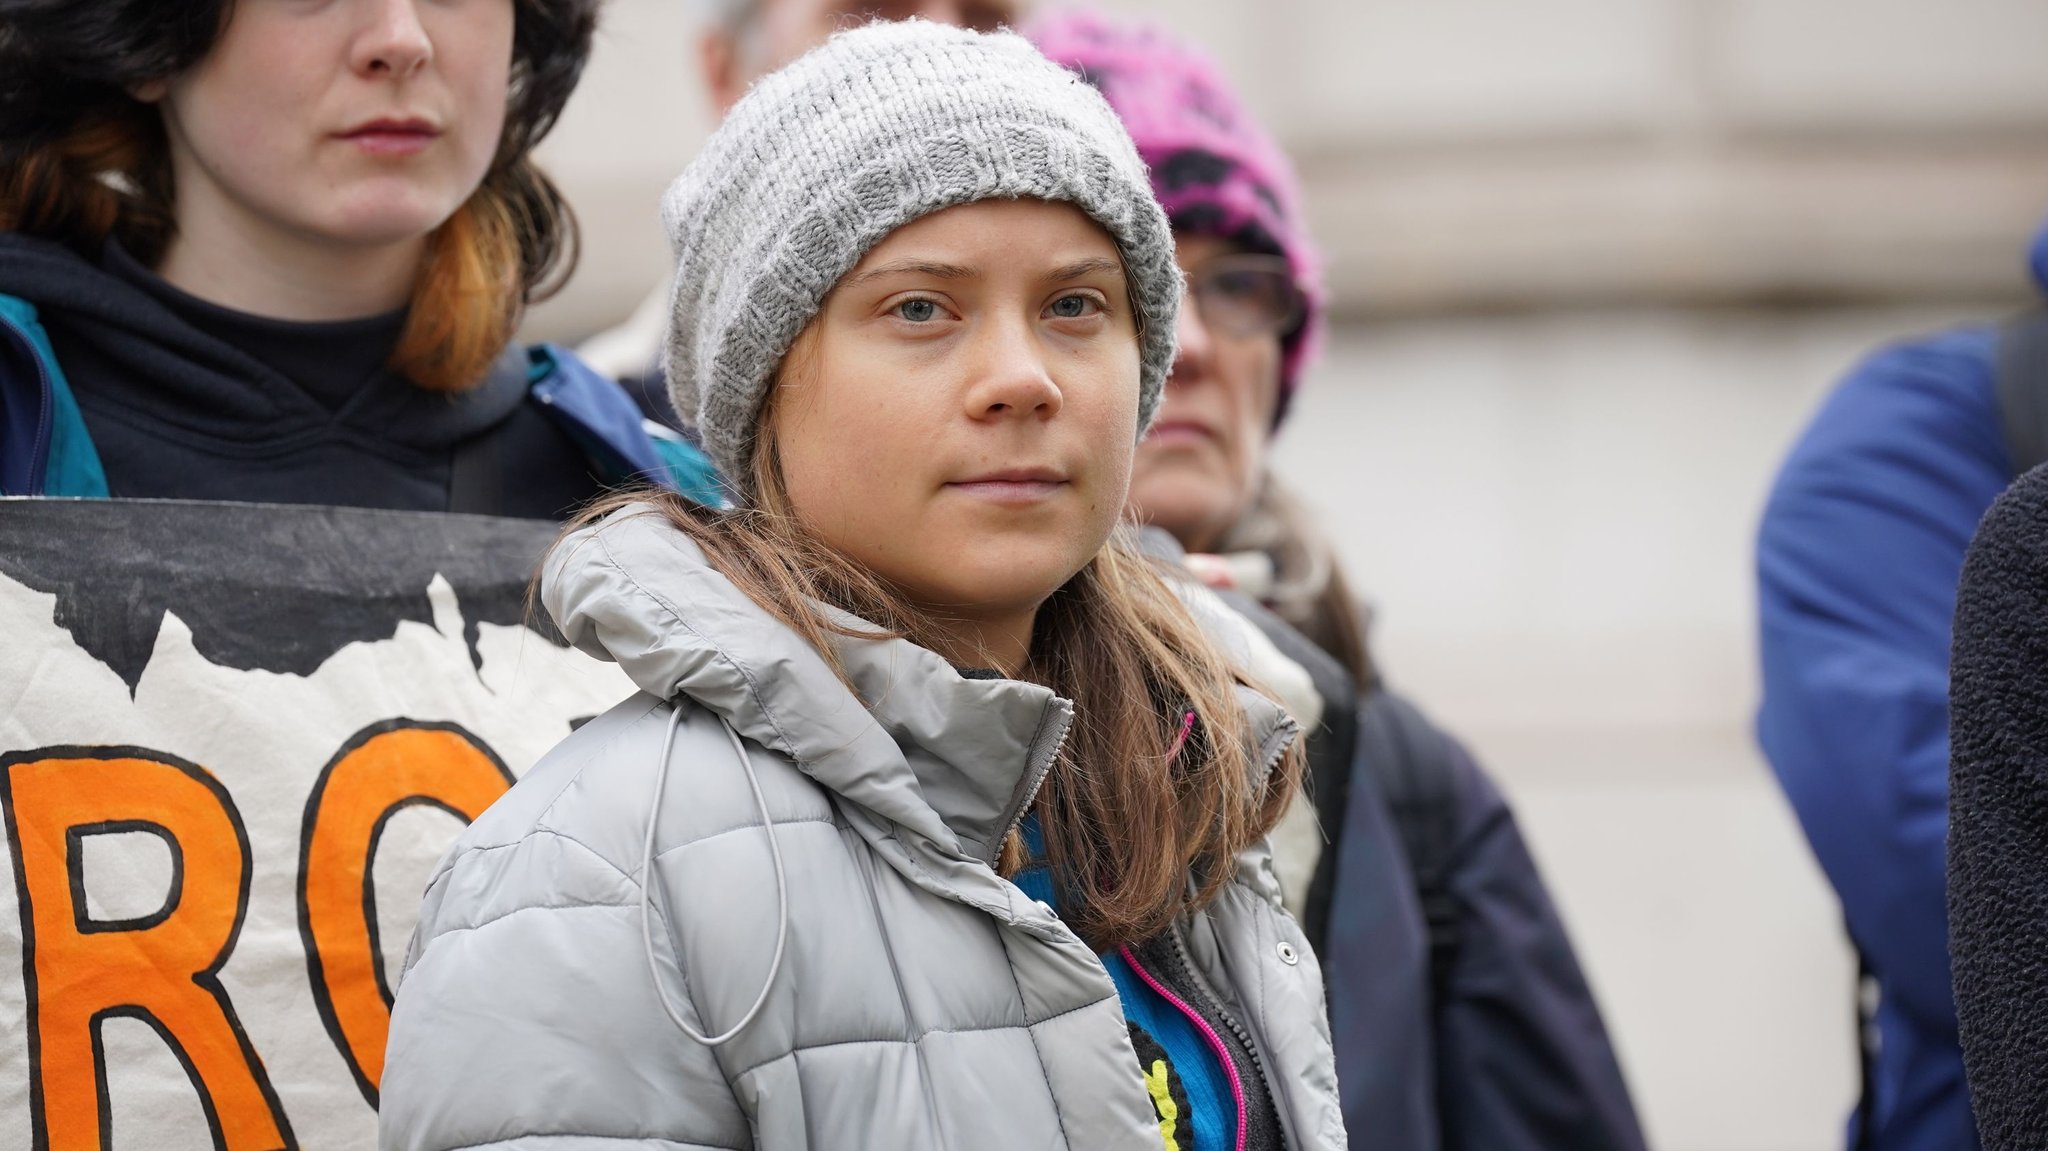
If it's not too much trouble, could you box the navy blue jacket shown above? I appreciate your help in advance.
[1756,222,2048,1151]
[1325,698,1646,1151]
[1214,580,1643,1151]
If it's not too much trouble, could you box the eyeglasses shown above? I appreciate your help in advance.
[1184,254,1305,339]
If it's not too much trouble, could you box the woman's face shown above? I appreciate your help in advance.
[1126,233,1285,554]
[151,0,514,254]
[771,198,1142,638]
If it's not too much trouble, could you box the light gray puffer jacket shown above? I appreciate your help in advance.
[380,507,1347,1150]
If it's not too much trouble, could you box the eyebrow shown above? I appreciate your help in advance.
[844,260,977,287]
[843,255,1128,288]
[1047,257,1126,283]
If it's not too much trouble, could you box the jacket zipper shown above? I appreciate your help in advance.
[1120,944,1249,1151]
[1256,712,1300,783]
[989,698,1074,867]
[1166,923,1295,1151]
[1006,704,1289,872]
[0,312,56,495]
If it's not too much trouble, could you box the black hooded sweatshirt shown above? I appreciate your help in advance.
[0,233,605,518]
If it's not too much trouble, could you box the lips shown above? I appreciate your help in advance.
[945,467,1069,504]
[337,118,441,157]
[955,467,1065,484]
[1143,419,1216,447]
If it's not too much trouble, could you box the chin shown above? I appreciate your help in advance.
[912,551,1088,617]
[321,190,470,247]
[955,566,1078,611]
[1130,486,1234,550]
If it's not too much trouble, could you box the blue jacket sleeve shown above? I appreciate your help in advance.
[1756,327,2007,1038]
[526,344,728,508]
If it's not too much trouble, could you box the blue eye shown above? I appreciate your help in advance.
[896,298,939,322]
[1049,294,1098,319]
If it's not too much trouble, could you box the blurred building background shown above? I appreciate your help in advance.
[524,3,2048,1148]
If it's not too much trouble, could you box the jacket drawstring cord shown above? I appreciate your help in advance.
[640,700,790,1046]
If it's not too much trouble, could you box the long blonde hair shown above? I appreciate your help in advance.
[567,389,1301,952]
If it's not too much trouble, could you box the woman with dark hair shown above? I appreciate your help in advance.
[1031,12,1649,1151]
[0,0,718,513]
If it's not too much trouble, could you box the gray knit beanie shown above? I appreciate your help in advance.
[660,19,1181,495]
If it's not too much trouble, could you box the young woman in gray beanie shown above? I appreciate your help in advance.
[380,20,1345,1151]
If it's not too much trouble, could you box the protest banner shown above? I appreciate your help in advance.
[0,499,630,1150]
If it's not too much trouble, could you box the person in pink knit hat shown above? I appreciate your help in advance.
[1031,12,1650,1151]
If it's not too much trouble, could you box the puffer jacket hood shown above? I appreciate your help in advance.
[544,503,1077,869]
[544,507,1305,869]
[384,505,1344,1151]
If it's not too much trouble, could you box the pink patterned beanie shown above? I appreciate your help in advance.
[1028,9,1324,428]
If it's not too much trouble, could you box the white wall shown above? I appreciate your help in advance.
[528,0,2048,339]
[1272,304,1991,1150]
[1080,0,2048,313]
[529,0,710,343]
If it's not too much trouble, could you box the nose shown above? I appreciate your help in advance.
[963,315,1064,422]
[353,0,434,78]
[1170,288,1214,388]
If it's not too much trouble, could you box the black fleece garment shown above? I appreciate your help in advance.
[0,233,602,518]
[1949,460,2048,1148]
